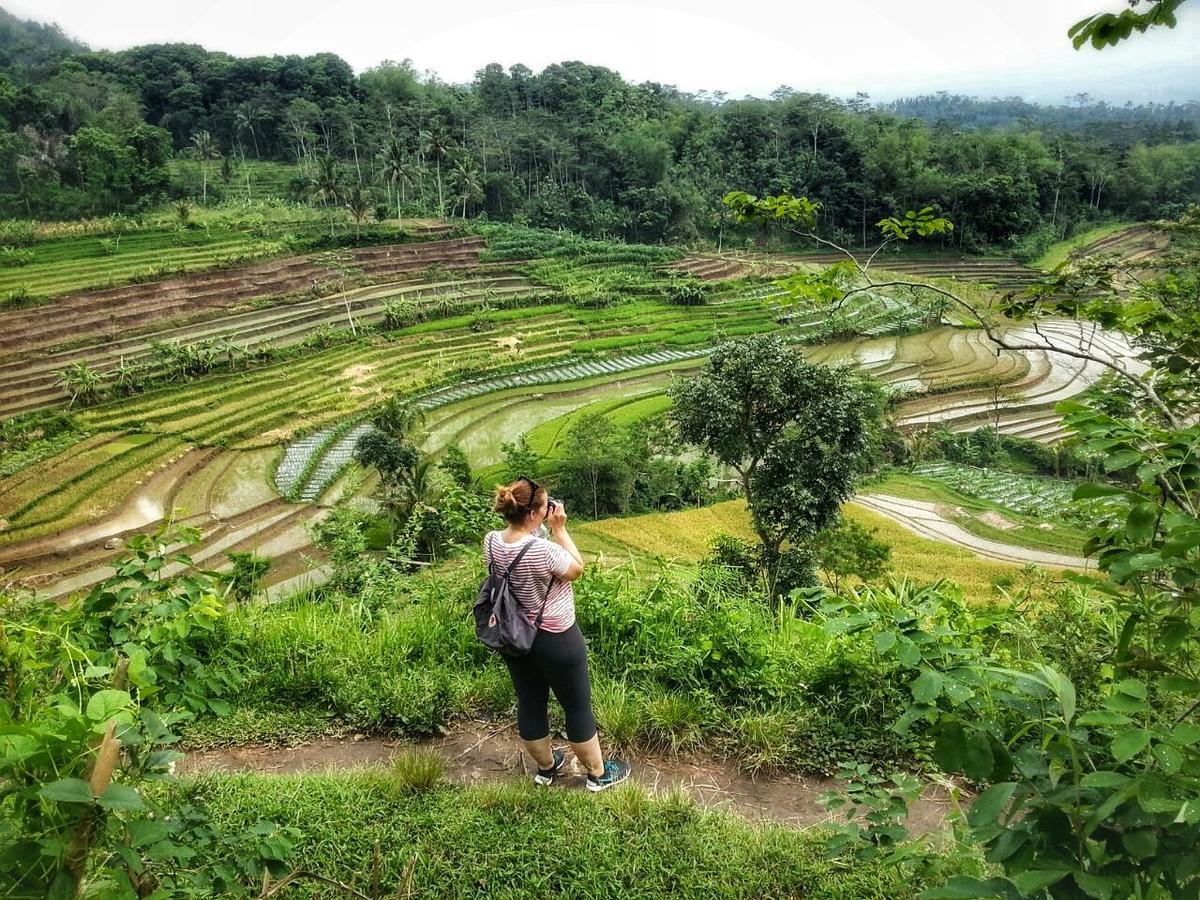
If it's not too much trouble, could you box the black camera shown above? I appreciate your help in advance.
[546,498,560,515]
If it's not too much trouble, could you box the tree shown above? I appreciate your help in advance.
[557,412,634,518]
[420,125,453,216]
[1070,0,1189,48]
[811,519,891,592]
[670,334,882,578]
[189,129,219,206]
[344,183,371,237]
[308,153,343,236]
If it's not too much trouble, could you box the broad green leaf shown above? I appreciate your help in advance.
[1115,679,1146,699]
[97,783,144,812]
[1077,711,1132,727]
[207,698,232,716]
[40,778,94,804]
[1103,450,1143,472]
[962,729,996,782]
[1171,724,1200,746]
[1074,871,1116,899]
[911,669,944,703]
[86,689,132,722]
[1151,742,1183,775]
[1162,676,1200,694]
[1121,829,1158,858]
[922,875,1017,899]
[1111,729,1151,763]
[874,630,896,653]
[966,782,1015,828]
[1080,771,1129,789]
[1125,503,1157,542]
[1012,870,1069,895]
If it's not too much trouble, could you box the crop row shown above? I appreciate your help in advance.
[283,346,713,499]
[910,461,1084,516]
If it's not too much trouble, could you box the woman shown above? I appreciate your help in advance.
[484,476,632,791]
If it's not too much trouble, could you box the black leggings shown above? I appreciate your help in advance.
[502,623,597,743]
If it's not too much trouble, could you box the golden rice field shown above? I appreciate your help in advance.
[572,499,1028,603]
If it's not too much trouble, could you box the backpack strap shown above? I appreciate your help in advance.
[502,538,537,577]
[533,570,557,628]
[498,535,559,629]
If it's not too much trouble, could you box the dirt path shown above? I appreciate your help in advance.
[854,493,1092,569]
[181,724,959,833]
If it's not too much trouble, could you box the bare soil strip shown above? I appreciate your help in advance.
[180,724,958,834]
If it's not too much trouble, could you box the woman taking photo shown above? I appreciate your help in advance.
[484,476,632,791]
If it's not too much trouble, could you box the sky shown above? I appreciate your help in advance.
[8,0,1200,105]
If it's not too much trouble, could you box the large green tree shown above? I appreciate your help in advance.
[669,334,882,571]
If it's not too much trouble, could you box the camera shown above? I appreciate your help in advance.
[546,498,560,515]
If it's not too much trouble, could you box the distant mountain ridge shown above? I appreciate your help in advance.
[0,5,87,72]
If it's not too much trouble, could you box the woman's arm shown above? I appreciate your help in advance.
[546,503,584,579]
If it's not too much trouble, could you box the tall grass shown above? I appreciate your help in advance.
[205,560,917,774]
[177,771,967,898]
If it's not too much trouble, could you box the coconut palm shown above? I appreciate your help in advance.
[448,158,483,220]
[234,102,265,159]
[308,154,344,237]
[419,126,454,216]
[190,130,220,206]
[344,184,371,238]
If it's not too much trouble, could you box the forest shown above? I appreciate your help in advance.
[2,6,1199,252]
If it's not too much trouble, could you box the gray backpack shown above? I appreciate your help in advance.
[475,535,555,656]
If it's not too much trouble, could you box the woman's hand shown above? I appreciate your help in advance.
[546,500,568,532]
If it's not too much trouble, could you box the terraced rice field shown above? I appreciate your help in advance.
[779,250,1042,290]
[0,230,474,357]
[0,223,1134,600]
[167,159,303,201]
[1069,223,1170,264]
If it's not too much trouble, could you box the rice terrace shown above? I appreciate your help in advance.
[2,1,1200,897]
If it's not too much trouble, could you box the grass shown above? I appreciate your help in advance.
[1031,221,1138,270]
[177,772,963,898]
[872,471,1089,556]
[574,499,1033,603]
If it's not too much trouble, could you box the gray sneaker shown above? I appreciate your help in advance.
[586,759,632,792]
[534,748,567,786]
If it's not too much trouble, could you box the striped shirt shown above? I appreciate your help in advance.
[483,531,576,633]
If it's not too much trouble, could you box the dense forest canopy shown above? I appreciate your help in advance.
[1,5,1199,252]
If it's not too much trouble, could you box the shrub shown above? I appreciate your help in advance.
[390,748,446,793]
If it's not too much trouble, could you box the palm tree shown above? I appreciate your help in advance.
[378,137,421,225]
[449,158,483,220]
[420,126,453,216]
[56,362,104,407]
[344,184,371,238]
[190,130,220,206]
[234,102,264,159]
[308,154,344,237]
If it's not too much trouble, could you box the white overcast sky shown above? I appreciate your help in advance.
[8,0,1199,104]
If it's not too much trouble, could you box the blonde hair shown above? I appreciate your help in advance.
[493,478,545,525]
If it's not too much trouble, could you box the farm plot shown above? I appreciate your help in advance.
[0,267,543,419]
[0,234,482,363]
[909,462,1081,517]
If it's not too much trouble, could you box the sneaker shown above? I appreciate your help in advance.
[534,748,567,786]
[586,759,632,792]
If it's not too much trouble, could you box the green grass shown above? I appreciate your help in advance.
[1031,221,1138,270]
[167,159,303,202]
[872,471,1089,556]
[177,772,964,898]
[0,202,409,300]
[524,392,671,458]
[574,499,1036,604]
